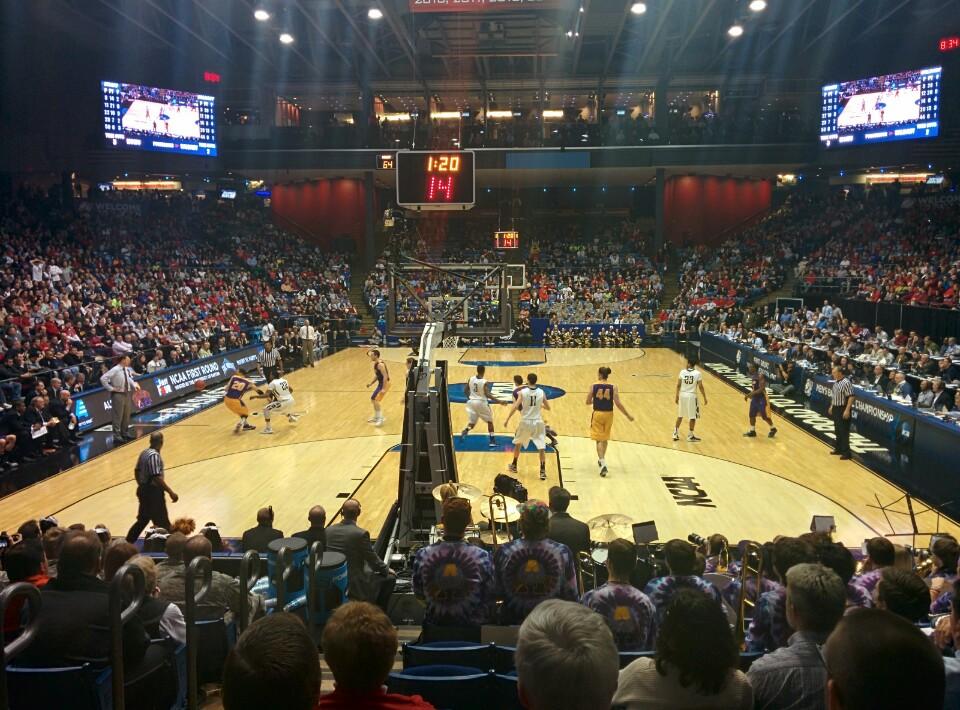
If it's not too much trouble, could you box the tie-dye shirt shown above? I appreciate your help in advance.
[851,568,884,597]
[581,582,657,651]
[494,538,578,624]
[846,581,872,609]
[643,575,722,623]
[723,576,781,611]
[746,587,789,652]
[412,540,495,627]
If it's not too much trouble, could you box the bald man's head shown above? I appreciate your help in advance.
[308,506,326,526]
[256,507,274,526]
[341,500,361,521]
[183,535,213,564]
[150,431,163,450]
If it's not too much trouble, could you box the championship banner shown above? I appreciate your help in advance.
[409,0,565,12]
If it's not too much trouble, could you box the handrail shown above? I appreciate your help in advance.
[237,551,260,635]
[184,556,213,710]
[306,542,323,642]
[274,546,294,612]
[109,563,146,710]
[0,583,43,710]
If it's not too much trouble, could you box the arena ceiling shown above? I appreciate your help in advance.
[18,0,955,91]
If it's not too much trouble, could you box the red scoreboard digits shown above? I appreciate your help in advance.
[396,151,476,209]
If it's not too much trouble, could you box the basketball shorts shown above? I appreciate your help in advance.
[371,383,390,402]
[677,393,699,420]
[513,420,547,451]
[224,397,251,418]
[590,410,614,441]
[749,396,768,418]
[263,398,294,417]
[466,400,494,425]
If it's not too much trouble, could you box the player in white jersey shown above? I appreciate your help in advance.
[460,365,509,448]
[504,373,552,480]
[255,377,300,435]
[674,355,708,442]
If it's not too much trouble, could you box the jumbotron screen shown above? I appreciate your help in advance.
[101,81,217,156]
[819,66,941,148]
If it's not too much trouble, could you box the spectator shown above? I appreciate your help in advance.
[874,567,930,624]
[581,538,657,651]
[103,540,139,581]
[412,497,495,638]
[747,537,817,652]
[159,535,260,624]
[747,563,846,709]
[241,506,283,553]
[325,499,395,603]
[643,538,722,623]
[852,536,896,596]
[2,539,50,634]
[319,602,434,709]
[128,555,186,645]
[42,525,66,578]
[494,500,578,624]
[614,589,752,709]
[171,517,196,536]
[546,486,591,557]
[816,541,872,609]
[155,532,187,586]
[825,609,945,710]
[200,522,228,553]
[223,613,321,710]
[292,505,327,551]
[515,599,619,710]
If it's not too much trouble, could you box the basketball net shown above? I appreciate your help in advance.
[441,335,460,348]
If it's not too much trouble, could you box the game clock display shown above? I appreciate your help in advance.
[396,151,476,209]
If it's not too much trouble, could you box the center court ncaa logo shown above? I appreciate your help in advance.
[447,382,566,404]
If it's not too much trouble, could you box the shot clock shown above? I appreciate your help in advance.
[494,231,520,249]
[396,150,476,209]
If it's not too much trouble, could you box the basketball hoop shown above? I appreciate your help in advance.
[442,336,460,348]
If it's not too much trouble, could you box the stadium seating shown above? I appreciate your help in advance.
[386,665,493,710]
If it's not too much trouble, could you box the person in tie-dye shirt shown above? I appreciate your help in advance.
[746,537,816,652]
[412,497,495,632]
[927,536,960,615]
[816,540,872,610]
[851,536,896,598]
[643,539,722,623]
[875,567,931,623]
[581,539,657,651]
[494,500,578,624]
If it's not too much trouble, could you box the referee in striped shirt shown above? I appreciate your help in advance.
[125,432,179,542]
[257,340,283,383]
[828,365,854,460]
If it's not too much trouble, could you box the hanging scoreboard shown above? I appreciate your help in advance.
[396,150,476,210]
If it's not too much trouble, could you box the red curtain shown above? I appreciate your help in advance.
[663,176,772,245]
[270,179,367,249]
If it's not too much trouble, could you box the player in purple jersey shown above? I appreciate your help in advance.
[743,363,777,438]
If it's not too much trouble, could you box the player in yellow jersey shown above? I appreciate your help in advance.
[585,366,634,477]
[223,372,262,433]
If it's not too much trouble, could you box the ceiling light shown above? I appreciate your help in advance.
[254,9,270,21]
[566,30,574,37]
[630,3,647,14]
[727,24,744,37]
[748,0,767,10]
[368,7,383,20]
[279,32,294,44]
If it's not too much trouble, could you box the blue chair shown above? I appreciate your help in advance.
[402,641,493,670]
[739,651,764,671]
[493,644,516,673]
[492,672,523,710]
[387,665,491,710]
[6,663,113,710]
[618,650,655,668]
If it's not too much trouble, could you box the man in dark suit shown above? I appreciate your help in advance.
[547,486,591,556]
[325,499,395,603]
[240,506,283,553]
[48,390,82,443]
[293,505,326,553]
[22,396,58,455]
[863,364,892,395]
[931,378,954,413]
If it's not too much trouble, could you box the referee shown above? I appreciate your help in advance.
[828,365,854,460]
[257,339,283,383]
[125,432,178,542]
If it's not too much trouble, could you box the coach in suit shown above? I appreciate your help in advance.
[241,506,284,553]
[100,354,140,442]
[547,486,591,556]
[325,499,395,603]
[931,379,954,412]
[293,505,327,553]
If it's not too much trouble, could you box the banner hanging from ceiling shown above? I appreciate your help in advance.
[409,0,565,12]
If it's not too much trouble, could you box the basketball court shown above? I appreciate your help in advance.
[0,346,954,549]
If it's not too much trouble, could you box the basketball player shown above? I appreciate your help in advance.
[504,373,551,480]
[514,373,559,448]
[254,377,299,435]
[673,356,708,442]
[744,363,777,438]
[585,366,634,477]
[223,372,261,433]
[366,349,390,426]
[460,365,508,447]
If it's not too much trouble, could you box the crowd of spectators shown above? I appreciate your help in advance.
[0,189,357,470]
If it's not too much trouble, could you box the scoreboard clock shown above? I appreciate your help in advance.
[396,150,476,210]
[494,231,519,249]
